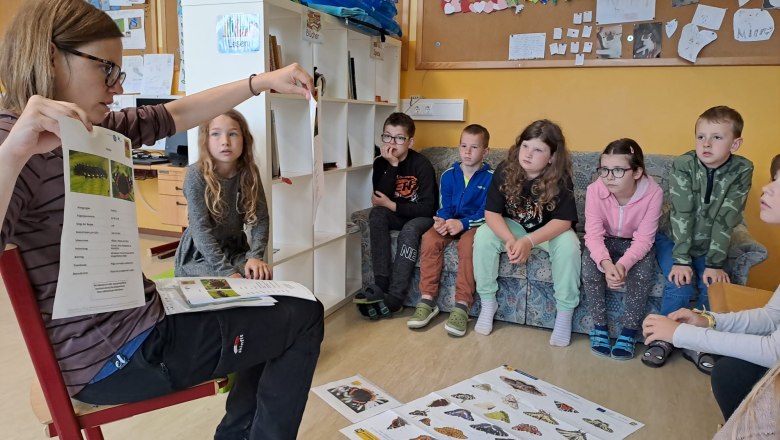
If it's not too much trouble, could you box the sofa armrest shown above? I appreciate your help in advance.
[725,223,768,285]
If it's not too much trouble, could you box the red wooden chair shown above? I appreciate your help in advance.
[0,244,227,440]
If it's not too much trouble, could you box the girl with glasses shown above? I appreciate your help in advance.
[0,1,321,439]
[582,139,663,360]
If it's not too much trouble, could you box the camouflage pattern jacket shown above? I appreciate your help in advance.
[668,150,753,268]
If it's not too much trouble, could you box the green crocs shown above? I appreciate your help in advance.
[407,302,439,329]
[444,307,469,337]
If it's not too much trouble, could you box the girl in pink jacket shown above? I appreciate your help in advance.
[583,139,663,360]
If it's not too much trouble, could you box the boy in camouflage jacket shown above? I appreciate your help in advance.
[643,106,753,368]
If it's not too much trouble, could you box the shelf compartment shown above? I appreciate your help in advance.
[315,171,346,237]
[347,102,376,168]
[314,238,346,312]
[272,174,312,252]
[274,251,313,293]
[346,166,372,218]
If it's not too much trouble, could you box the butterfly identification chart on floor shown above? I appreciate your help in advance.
[54,117,145,319]
[338,365,643,439]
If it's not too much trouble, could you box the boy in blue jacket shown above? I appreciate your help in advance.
[408,124,493,336]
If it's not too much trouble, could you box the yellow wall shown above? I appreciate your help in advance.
[402,1,780,290]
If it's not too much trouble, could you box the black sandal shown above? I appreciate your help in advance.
[353,285,392,320]
[681,349,719,375]
[641,340,675,368]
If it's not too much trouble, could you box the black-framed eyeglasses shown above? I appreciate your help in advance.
[56,46,126,87]
[596,167,630,178]
[381,134,409,145]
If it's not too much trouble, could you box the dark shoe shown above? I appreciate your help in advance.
[681,349,719,375]
[641,340,674,368]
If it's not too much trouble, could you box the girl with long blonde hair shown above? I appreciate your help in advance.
[472,119,581,346]
[175,109,271,279]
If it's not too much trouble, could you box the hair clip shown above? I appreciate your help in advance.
[629,146,634,154]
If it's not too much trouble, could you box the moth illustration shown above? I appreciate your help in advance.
[470,423,509,437]
[555,400,579,413]
[523,410,559,425]
[500,376,546,396]
[444,408,475,421]
[556,428,589,440]
[583,418,614,433]
[513,423,542,436]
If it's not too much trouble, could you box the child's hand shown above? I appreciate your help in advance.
[432,216,448,235]
[668,265,693,287]
[380,144,400,167]
[602,260,625,289]
[444,219,464,236]
[702,268,730,287]
[668,308,710,327]
[371,191,396,211]
[244,258,272,280]
[507,236,532,264]
[642,314,681,344]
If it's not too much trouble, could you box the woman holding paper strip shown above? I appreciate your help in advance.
[0,1,322,439]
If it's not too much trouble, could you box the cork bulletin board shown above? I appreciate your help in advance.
[417,0,780,69]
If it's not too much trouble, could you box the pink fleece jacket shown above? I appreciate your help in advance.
[584,175,663,272]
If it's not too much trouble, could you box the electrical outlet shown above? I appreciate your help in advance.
[423,104,433,115]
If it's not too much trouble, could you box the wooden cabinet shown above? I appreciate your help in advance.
[155,166,188,228]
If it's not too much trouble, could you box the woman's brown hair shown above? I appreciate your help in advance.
[0,0,122,114]
[196,110,263,225]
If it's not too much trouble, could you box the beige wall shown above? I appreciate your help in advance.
[402,0,780,290]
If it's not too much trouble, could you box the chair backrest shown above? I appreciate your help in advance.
[0,245,83,439]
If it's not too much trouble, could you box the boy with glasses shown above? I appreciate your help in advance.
[354,112,437,319]
[643,106,754,368]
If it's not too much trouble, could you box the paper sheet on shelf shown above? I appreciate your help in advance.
[121,55,144,94]
[678,22,717,63]
[54,117,145,319]
[141,54,174,96]
[733,9,775,42]
[692,4,726,31]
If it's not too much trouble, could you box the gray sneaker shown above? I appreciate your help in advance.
[407,302,439,329]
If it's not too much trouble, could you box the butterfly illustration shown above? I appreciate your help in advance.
[409,409,429,417]
[500,376,546,396]
[470,423,509,437]
[433,426,467,439]
[386,417,407,429]
[428,398,450,407]
[556,428,589,440]
[451,393,476,403]
[409,436,435,440]
[502,394,519,410]
[444,408,475,421]
[513,423,542,436]
[419,417,431,426]
[472,383,493,392]
[555,400,579,413]
[484,410,510,423]
[475,402,496,411]
[523,410,559,425]
[583,418,614,433]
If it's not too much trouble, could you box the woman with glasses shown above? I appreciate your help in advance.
[0,1,322,439]
[582,138,663,360]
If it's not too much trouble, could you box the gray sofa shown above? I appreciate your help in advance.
[351,147,768,336]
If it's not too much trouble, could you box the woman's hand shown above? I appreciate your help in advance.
[3,96,93,160]
[244,258,272,280]
[252,63,314,100]
[668,308,710,327]
[642,314,681,344]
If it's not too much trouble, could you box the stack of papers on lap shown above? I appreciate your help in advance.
[176,277,317,307]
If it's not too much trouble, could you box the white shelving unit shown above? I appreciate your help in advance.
[182,0,400,314]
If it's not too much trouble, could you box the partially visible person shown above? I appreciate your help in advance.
[582,139,663,360]
[643,106,754,368]
[354,112,438,319]
[643,154,780,422]
[408,124,493,336]
[175,110,271,280]
[0,1,321,438]
[472,119,580,346]
[713,362,778,440]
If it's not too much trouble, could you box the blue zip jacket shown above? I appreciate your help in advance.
[437,161,494,231]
